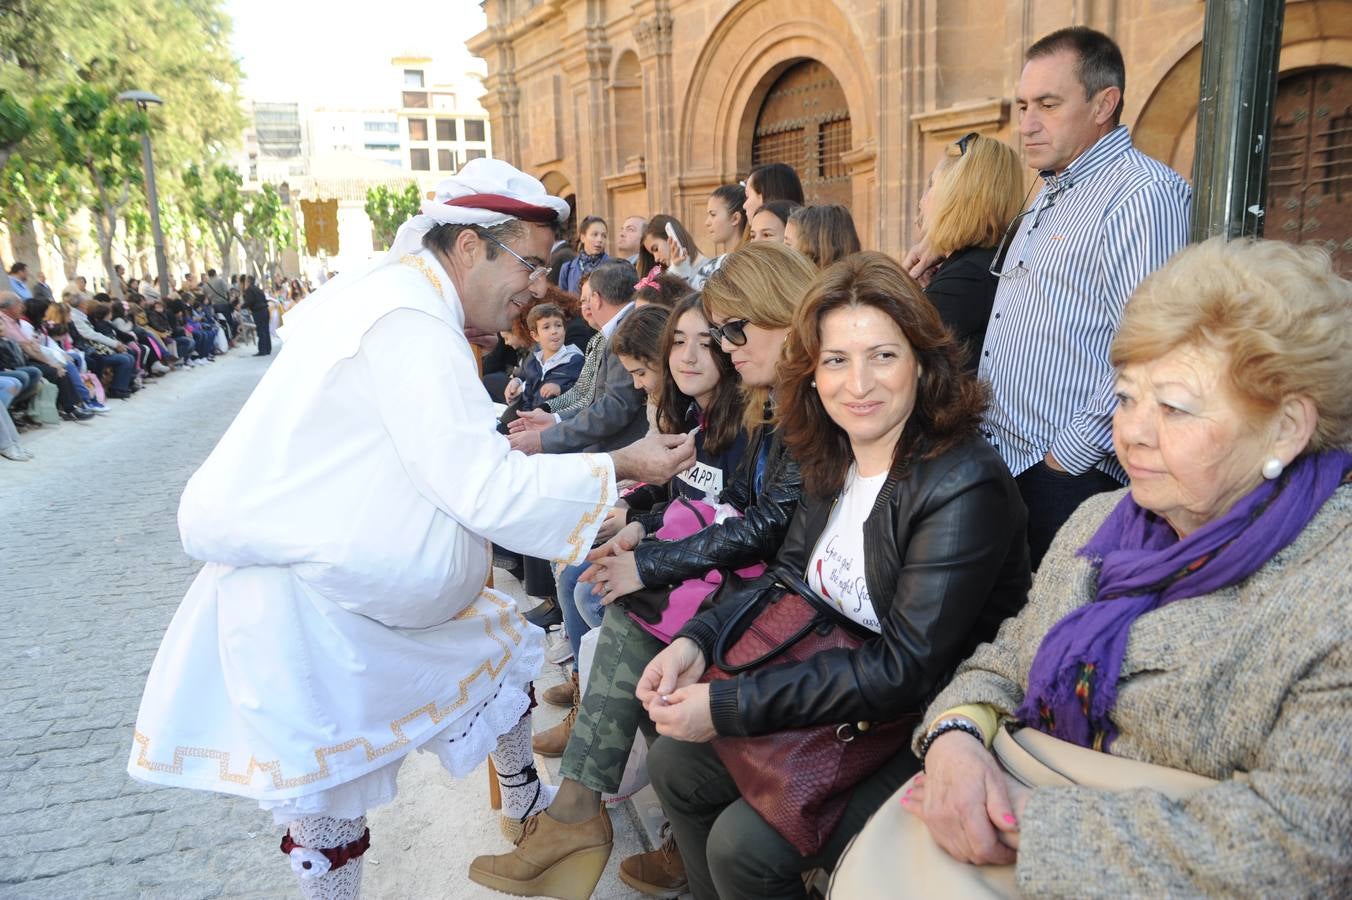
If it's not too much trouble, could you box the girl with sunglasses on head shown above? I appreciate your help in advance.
[470,243,815,900]
[910,133,1024,370]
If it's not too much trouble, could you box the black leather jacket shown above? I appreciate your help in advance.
[678,435,1030,737]
[634,424,802,588]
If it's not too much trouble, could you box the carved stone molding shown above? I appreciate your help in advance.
[633,12,674,56]
[909,98,1010,137]
[602,158,647,191]
[840,140,878,176]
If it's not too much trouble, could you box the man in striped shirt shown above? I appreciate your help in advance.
[979,27,1191,568]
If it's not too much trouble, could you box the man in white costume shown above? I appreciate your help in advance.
[127,159,694,898]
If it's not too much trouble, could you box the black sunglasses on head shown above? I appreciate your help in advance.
[955,132,979,155]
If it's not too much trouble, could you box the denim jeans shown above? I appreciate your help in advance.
[0,374,22,408]
[62,361,92,404]
[0,366,42,403]
[557,562,605,672]
[87,351,134,394]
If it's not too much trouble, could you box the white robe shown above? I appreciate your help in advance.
[128,249,615,819]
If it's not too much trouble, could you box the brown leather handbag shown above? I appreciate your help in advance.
[699,566,918,857]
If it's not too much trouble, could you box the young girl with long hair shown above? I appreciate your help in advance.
[559,216,611,294]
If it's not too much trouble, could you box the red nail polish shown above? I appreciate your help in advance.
[900,795,910,804]
[1003,814,1016,825]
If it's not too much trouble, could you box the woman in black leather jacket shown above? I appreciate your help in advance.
[638,252,1031,900]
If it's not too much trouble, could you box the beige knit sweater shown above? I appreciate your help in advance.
[920,484,1352,897]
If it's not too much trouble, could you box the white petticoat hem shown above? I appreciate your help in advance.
[258,624,543,824]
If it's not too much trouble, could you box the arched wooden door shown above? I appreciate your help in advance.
[1266,66,1352,273]
[750,60,853,207]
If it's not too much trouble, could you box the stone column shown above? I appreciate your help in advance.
[632,0,677,215]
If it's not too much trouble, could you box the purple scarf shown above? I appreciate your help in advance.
[1017,449,1352,750]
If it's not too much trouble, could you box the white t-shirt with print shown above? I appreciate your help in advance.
[805,466,886,633]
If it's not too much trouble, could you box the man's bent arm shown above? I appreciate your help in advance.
[363,310,615,565]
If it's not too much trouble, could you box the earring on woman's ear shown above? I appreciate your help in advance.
[1262,457,1284,480]
[810,380,817,389]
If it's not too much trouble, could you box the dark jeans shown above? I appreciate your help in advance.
[1015,460,1122,569]
[29,359,79,412]
[522,555,556,599]
[87,351,135,395]
[649,736,919,900]
[251,306,271,355]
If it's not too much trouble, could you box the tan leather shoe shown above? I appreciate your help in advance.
[542,670,578,708]
[532,703,576,758]
[468,809,613,900]
[618,826,688,897]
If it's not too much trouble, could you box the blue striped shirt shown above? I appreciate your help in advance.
[978,126,1191,482]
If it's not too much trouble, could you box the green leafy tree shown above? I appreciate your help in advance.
[0,90,31,175]
[242,183,294,279]
[42,85,146,297]
[365,182,421,250]
[183,162,246,277]
[1,0,243,280]
[16,156,88,279]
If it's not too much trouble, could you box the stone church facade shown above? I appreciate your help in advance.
[470,0,1350,268]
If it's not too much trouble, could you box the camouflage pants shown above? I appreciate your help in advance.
[560,604,666,794]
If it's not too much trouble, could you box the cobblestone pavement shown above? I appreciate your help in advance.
[0,351,655,899]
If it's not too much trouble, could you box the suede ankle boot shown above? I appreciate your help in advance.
[468,808,613,900]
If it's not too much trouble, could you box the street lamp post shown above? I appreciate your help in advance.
[117,90,171,297]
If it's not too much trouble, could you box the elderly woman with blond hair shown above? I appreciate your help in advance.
[832,237,1352,898]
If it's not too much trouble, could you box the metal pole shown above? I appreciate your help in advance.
[1190,0,1286,242]
[136,104,172,298]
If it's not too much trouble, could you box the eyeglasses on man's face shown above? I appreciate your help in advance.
[479,231,551,284]
[708,317,751,347]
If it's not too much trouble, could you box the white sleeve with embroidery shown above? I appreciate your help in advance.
[360,308,616,566]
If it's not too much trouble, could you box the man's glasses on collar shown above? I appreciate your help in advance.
[478,230,551,284]
[988,178,1068,281]
[708,317,751,347]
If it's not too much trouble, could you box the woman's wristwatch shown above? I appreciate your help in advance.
[918,717,986,771]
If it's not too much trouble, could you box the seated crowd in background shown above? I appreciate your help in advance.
[1,260,315,463]
[464,24,1351,900]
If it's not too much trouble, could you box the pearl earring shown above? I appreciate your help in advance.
[810,380,817,388]
[1262,457,1284,480]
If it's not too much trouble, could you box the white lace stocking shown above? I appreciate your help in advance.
[492,713,558,821]
[286,815,367,900]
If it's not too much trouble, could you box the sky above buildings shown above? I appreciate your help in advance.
[227,0,489,105]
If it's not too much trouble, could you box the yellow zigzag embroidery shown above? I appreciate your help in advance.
[399,254,443,294]
[132,592,526,789]
[552,453,612,568]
